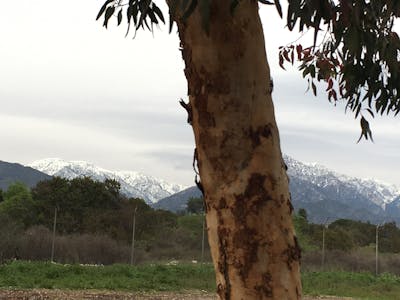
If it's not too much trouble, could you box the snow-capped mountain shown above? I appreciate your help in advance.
[29,158,186,204]
[155,155,400,224]
[283,155,399,209]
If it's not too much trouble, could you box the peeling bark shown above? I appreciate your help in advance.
[172,1,302,299]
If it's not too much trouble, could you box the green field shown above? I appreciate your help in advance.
[1,261,400,299]
[302,271,400,300]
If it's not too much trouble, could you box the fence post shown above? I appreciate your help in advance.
[201,212,205,263]
[375,223,380,276]
[321,219,329,270]
[51,207,57,262]
[130,206,138,265]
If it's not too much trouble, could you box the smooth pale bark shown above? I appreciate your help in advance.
[173,1,302,299]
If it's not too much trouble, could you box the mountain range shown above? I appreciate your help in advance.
[29,158,186,204]
[154,155,400,224]
[1,156,400,224]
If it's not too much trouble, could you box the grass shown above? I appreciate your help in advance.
[0,261,215,292]
[302,271,400,300]
[1,261,400,299]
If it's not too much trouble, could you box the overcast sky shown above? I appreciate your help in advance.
[1,0,399,188]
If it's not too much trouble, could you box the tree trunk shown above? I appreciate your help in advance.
[174,1,302,299]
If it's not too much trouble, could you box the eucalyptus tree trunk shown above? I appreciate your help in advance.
[174,1,302,299]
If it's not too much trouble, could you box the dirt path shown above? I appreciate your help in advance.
[0,289,354,299]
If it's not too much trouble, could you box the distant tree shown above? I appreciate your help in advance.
[86,197,152,241]
[104,178,121,198]
[379,222,400,253]
[0,189,3,203]
[32,177,122,233]
[0,182,35,227]
[31,177,71,231]
[329,219,375,247]
[139,209,178,240]
[187,197,204,214]
[326,227,355,251]
[298,208,308,221]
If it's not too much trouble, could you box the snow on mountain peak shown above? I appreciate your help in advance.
[283,154,400,208]
[29,156,399,208]
[28,158,186,204]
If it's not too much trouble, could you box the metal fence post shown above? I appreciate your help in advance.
[51,207,57,262]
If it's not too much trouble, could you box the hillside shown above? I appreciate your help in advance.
[0,161,51,191]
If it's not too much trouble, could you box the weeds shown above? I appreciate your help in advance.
[2,261,400,299]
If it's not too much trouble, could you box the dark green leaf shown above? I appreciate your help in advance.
[274,0,283,18]
[357,116,374,143]
[355,104,361,118]
[259,0,274,5]
[103,6,115,29]
[96,0,114,21]
[137,0,151,29]
[152,3,165,24]
[311,81,317,96]
[366,108,375,118]
[117,9,123,26]
[168,0,179,33]
[310,64,315,78]
[148,9,158,24]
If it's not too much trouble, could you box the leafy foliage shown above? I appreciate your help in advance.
[294,209,400,253]
[279,0,400,139]
[97,0,283,35]
[31,177,121,233]
[96,0,166,36]
[0,182,36,227]
[186,197,204,214]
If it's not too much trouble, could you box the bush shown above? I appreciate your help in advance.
[0,213,22,263]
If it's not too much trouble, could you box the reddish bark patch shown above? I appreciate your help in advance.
[244,174,268,198]
[254,272,273,298]
[237,174,272,214]
[218,197,228,210]
[281,236,302,270]
[231,227,259,281]
[216,232,231,300]
[248,123,273,147]
[229,174,273,282]
[194,93,216,128]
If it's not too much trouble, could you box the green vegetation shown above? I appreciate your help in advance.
[1,179,400,278]
[186,197,204,214]
[1,261,400,299]
[0,180,210,264]
[293,210,400,253]
[0,182,35,227]
[302,271,400,300]
[0,261,215,292]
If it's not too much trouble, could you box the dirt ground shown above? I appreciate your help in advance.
[0,289,354,300]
